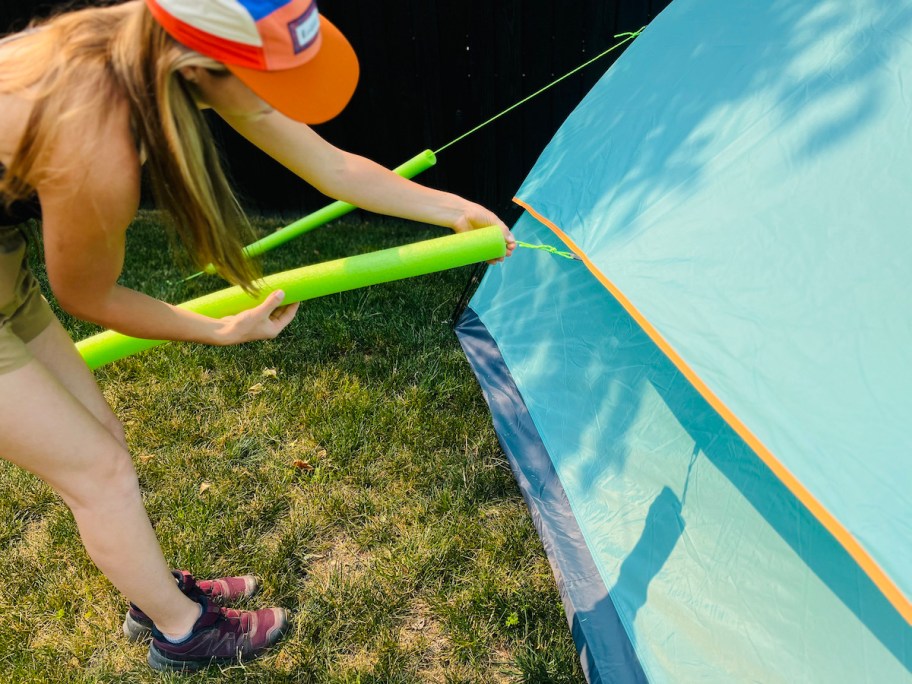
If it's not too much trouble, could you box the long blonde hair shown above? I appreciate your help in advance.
[0,0,259,291]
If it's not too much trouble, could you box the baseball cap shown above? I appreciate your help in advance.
[144,0,359,124]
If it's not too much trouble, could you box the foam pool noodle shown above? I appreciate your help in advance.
[77,226,505,369]
[198,150,438,276]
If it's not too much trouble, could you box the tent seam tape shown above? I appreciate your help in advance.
[512,195,912,627]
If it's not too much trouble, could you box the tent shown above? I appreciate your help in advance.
[456,0,912,681]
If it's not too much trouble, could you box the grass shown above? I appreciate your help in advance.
[0,211,585,683]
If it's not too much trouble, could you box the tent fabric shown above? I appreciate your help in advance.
[457,308,647,684]
[461,214,911,682]
[459,0,912,679]
[514,0,912,624]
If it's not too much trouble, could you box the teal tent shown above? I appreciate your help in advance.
[456,0,912,681]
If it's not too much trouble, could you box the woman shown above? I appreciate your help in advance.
[0,0,515,672]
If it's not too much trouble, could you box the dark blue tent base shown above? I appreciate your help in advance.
[456,308,647,684]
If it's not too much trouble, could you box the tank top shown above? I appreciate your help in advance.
[0,164,41,227]
[0,29,43,226]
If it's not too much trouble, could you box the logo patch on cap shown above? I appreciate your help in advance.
[288,3,320,55]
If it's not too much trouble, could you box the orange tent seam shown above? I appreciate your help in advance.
[513,195,912,627]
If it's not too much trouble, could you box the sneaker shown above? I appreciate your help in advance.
[123,570,260,642]
[147,596,289,672]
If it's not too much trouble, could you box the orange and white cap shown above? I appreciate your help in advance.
[145,0,359,123]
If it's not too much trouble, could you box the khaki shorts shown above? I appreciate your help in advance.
[0,225,55,374]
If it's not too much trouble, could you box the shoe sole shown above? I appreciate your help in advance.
[146,608,289,672]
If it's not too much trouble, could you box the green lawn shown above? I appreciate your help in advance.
[0,212,584,683]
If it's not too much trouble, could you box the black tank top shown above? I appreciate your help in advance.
[0,164,41,227]
[0,29,42,226]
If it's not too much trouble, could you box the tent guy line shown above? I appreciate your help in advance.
[185,28,645,281]
[434,29,646,156]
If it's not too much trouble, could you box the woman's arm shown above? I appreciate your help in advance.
[37,106,297,345]
[186,69,516,257]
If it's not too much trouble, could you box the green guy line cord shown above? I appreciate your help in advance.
[516,241,580,261]
[438,28,645,262]
[187,27,644,280]
[435,29,646,155]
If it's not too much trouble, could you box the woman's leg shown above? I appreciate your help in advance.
[26,317,127,446]
[0,343,201,638]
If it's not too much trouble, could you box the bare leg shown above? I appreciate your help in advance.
[0,323,200,638]
[26,318,127,448]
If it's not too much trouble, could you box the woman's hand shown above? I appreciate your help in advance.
[215,290,300,345]
[452,203,517,264]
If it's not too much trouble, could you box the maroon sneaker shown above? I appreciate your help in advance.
[147,596,288,672]
[123,570,260,641]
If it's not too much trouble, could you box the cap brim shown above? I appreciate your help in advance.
[227,16,359,124]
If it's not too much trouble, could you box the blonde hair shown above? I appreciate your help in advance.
[0,0,260,291]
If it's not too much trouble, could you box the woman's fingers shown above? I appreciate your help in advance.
[258,289,287,314]
[256,291,298,334]
[236,291,299,341]
[454,204,516,264]
[269,302,300,330]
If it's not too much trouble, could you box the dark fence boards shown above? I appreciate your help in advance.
[2,1,673,218]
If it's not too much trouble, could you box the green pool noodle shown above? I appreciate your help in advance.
[200,150,438,275]
[77,226,505,370]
